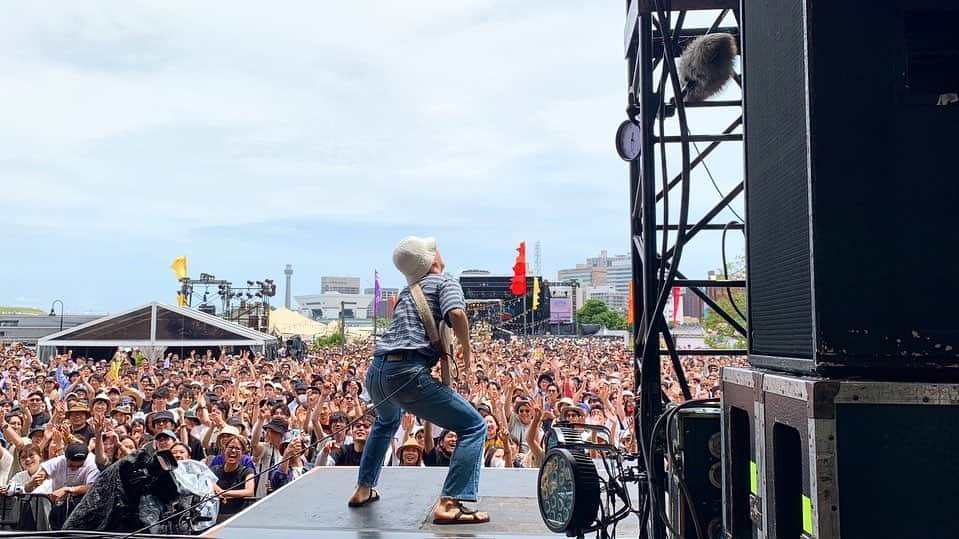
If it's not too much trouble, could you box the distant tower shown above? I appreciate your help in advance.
[534,241,542,277]
[284,264,294,309]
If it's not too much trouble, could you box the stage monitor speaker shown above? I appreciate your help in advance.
[720,367,765,538]
[742,0,959,377]
[667,404,723,539]
[761,372,959,538]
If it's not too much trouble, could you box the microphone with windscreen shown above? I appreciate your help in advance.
[678,33,738,102]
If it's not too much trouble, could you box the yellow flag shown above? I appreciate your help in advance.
[532,277,541,311]
[176,293,189,307]
[108,357,122,382]
[170,256,188,280]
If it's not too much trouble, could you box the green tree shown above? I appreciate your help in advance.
[703,256,748,349]
[315,331,346,348]
[576,299,628,331]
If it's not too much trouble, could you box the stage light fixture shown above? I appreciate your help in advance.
[537,447,600,536]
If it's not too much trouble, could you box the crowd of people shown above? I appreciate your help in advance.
[0,337,743,529]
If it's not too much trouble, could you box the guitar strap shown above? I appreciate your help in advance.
[409,282,443,354]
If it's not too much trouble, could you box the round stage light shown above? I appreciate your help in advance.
[537,447,600,536]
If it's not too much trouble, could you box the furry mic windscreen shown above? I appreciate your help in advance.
[678,33,738,103]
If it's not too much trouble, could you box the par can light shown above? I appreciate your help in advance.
[537,447,600,536]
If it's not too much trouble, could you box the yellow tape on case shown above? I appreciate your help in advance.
[802,495,814,534]
[749,461,757,494]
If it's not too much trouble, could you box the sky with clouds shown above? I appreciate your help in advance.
[1,2,743,314]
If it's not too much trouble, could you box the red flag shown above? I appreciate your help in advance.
[627,281,634,325]
[510,242,527,296]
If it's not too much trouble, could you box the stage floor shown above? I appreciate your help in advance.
[203,466,641,539]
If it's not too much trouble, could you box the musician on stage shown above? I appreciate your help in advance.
[348,236,489,525]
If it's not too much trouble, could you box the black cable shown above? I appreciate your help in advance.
[664,400,717,539]
[692,139,745,223]
[119,365,426,539]
[644,398,717,536]
[721,220,747,322]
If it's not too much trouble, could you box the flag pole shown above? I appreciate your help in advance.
[524,293,528,340]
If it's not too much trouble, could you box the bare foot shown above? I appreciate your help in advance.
[431,497,490,524]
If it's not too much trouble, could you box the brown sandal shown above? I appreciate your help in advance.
[432,504,490,525]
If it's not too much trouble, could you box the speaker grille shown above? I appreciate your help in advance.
[744,0,813,359]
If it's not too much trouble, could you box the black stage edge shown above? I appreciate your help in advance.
[202,467,640,539]
[0,468,642,538]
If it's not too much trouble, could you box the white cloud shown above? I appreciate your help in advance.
[0,2,632,239]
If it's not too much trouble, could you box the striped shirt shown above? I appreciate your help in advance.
[374,274,466,359]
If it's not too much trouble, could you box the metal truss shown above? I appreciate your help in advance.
[624,1,743,537]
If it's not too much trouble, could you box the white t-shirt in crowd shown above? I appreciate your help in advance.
[0,447,13,486]
[39,453,99,490]
[8,469,52,494]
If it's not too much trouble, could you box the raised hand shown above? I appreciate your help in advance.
[91,414,105,434]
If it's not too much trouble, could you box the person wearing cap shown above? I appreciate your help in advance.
[27,442,99,528]
[561,403,588,425]
[287,382,309,414]
[395,437,424,467]
[210,434,255,518]
[91,393,110,417]
[350,236,489,525]
[67,403,96,444]
[555,397,575,417]
[251,413,288,498]
[153,429,178,453]
[110,405,133,427]
[24,390,49,429]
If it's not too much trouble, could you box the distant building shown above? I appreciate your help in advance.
[321,276,360,295]
[585,285,628,314]
[295,292,374,321]
[684,291,704,320]
[557,250,630,291]
[363,287,399,320]
[557,266,608,287]
[606,257,632,293]
[0,314,103,344]
[363,287,399,297]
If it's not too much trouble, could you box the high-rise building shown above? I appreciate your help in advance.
[585,285,628,314]
[557,266,608,287]
[321,276,360,295]
[557,250,630,290]
[606,257,632,293]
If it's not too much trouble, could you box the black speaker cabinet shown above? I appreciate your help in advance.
[720,367,766,538]
[742,0,959,377]
[668,404,723,539]
[761,372,959,538]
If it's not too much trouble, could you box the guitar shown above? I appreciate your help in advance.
[437,321,459,386]
[410,283,462,386]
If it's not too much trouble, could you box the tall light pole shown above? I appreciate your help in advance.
[49,299,64,332]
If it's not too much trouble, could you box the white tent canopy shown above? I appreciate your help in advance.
[38,302,278,360]
[269,307,335,339]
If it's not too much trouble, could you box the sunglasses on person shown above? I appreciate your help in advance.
[225,446,243,453]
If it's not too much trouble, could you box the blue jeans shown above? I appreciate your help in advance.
[357,352,486,502]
